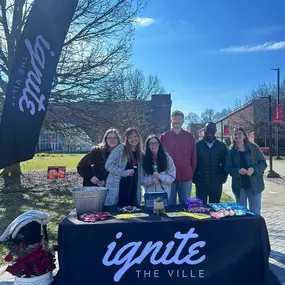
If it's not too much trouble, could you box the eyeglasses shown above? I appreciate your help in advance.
[149,142,159,147]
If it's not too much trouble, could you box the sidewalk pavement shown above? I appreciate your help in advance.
[223,175,285,284]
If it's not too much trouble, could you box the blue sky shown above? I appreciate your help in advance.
[132,0,285,116]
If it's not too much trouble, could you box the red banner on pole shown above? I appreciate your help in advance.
[224,125,229,135]
[273,104,283,123]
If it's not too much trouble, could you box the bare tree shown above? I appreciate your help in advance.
[98,69,165,138]
[214,107,232,121]
[185,112,201,124]
[42,69,166,142]
[246,83,276,102]
[201,108,215,123]
[0,0,146,184]
[0,0,146,111]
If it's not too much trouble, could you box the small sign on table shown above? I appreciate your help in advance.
[144,192,168,209]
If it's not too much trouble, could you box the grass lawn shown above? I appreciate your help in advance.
[0,190,72,262]
[0,182,233,263]
[20,153,84,171]
[0,154,234,264]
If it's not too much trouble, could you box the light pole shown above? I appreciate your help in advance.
[271,68,282,159]
[260,96,280,178]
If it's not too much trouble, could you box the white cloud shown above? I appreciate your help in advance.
[220,41,285,53]
[133,17,155,27]
[179,20,187,25]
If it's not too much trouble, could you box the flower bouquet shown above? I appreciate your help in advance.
[4,242,57,285]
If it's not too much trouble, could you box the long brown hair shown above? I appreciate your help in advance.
[92,129,121,152]
[231,127,250,148]
[123,128,142,162]
[231,127,265,162]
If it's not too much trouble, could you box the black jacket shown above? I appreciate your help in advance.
[77,147,110,186]
[193,139,228,187]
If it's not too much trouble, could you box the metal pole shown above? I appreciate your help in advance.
[276,68,281,159]
[267,95,280,178]
[268,95,273,172]
[221,121,224,142]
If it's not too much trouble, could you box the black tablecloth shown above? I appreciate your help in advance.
[52,207,280,285]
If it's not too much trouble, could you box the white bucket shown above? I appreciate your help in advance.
[14,271,53,285]
[72,187,108,214]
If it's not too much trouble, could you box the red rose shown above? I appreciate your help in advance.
[15,247,20,255]
[24,266,33,277]
[52,245,58,251]
[35,244,43,251]
[88,159,92,165]
[18,262,25,270]
[15,257,23,263]
[29,256,37,263]
[19,242,24,249]
[6,264,21,276]
[132,160,138,165]
[34,263,42,275]
[29,248,38,255]
[23,252,29,259]
[152,157,157,162]
[6,265,17,275]
[4,253,13,262]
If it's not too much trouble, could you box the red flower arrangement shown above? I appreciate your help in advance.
[4,242,57,278]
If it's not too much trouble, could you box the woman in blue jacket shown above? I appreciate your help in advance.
[225,127,267,215]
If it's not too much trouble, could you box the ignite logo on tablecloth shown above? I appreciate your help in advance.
[102,228,206,282]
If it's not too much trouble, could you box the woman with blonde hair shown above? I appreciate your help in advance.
[77,129,121,186]
[225,127,267,215]
[105,128,143,206]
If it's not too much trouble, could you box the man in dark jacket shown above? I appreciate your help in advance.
[193,122,228,204]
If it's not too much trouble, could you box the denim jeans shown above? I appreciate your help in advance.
[235,188,262,215]
[169,181,192,206]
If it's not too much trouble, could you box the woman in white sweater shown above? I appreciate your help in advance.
[141,135,176,199]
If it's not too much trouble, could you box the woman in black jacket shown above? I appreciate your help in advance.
[77,129,121,186]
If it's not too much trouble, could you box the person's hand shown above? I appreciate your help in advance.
[127,169,135,176]
[153,178,159,186]
[238,168,247,175]
[97,180,105,186]
[91,176,99,184]
[153,171,160,179]
[247,167,254,176]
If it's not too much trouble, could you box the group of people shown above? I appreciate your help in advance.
[77,110,267,215]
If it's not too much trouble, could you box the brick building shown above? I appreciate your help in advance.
[37,94,172,152]
[198,98,285,152]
